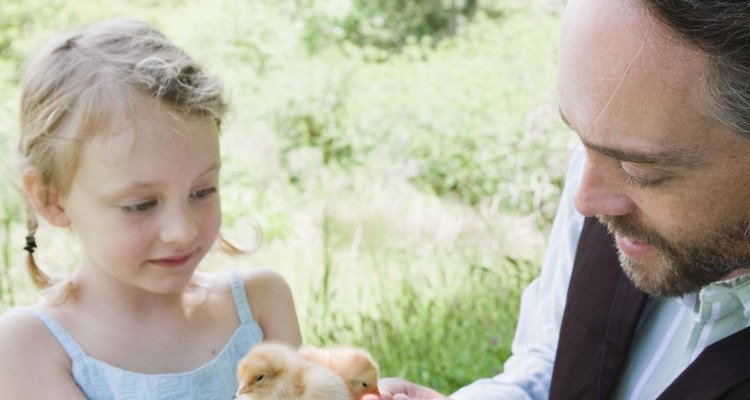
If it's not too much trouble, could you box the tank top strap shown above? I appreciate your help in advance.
[229,269,256,325]
[25,308,87,362]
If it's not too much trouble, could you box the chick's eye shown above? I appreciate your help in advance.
[123,200,158,213]
[362,382,368,387]
[255,374,266,383]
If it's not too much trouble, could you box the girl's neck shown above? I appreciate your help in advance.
[69,263,192,317]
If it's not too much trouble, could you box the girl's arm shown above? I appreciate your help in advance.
[242,268,302,346]
[0,311,88,399]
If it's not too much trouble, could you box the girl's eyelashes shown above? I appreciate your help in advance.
[123,199,158,213]
[120,186,217,213]
[191,186,217,199]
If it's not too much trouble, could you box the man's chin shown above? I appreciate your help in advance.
[618,254,684,297]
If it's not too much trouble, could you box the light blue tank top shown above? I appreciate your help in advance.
[27,270,264,400]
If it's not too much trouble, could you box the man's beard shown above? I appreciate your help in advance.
[599,214,750,297]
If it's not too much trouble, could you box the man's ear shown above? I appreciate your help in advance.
[22,167,70,228]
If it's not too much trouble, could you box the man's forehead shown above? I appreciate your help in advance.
[559,0,711,131]
[561,0,707,85]
[554,0,732,163]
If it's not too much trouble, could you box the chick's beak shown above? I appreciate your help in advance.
[363,387,381,397]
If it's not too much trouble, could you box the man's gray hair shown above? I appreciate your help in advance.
[645,1,750,138]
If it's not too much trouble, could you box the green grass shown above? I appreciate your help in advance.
[0,0,570,394]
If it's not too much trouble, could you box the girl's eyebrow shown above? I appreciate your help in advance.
[112,162,222,194]
[558,107,704,168]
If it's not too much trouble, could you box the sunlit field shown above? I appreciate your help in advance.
[0,0,572,393]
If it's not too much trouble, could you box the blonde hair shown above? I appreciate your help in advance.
[18,19,231,292]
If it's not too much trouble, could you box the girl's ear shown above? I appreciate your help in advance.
[22,167,70,227]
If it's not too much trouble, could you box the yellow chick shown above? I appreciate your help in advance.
[298,345,380,400]
[236,342,350,400]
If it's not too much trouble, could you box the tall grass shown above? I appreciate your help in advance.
[305,247,538,394]
[244,170,547,394]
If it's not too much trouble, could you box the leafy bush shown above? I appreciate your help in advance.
[268,10,568,226]
[297,0,556,55]
[274,81,360,171]
[338,0,479,50]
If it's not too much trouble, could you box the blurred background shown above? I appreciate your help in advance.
[0,0,573,393]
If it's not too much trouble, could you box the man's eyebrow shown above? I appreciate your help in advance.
[558,107,704,167]
[584,141,705,166]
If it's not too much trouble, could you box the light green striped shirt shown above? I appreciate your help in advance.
[612,274,750,400]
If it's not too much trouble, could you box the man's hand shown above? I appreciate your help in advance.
[366,377,450,400]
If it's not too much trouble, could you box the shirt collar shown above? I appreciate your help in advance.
[680,273,750,322]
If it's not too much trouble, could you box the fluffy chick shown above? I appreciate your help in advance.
[236,342,350,400]
[298,345,380,399]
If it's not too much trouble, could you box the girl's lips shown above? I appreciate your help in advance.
[150,252,194,268]
[615,234,658,260]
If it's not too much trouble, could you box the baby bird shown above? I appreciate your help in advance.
[236,342,350,400]
[298,345,380,400]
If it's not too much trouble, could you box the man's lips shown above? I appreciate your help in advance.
[615,234,658,260]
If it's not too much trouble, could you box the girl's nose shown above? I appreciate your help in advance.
[159,204,198,246]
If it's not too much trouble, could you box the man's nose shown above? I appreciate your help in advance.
[574,153,637,217]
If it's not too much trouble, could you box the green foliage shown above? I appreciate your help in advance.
[256,10,568,226]
[0,0,58,84]
[339,0,479,50]
[297,0,536,54]
[274,79,360,171]
[296,180,544,394]
[0,0,568,393]
[304,239,538,394]
[364,261,535,393]
[0,202,20,313]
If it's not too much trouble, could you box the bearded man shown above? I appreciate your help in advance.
[377,0,750,398]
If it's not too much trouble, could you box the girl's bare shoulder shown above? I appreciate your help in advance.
[194,268,291,298]
[191,269,296,335]
[233,268,301,345]
[0,307,86,398]
[0,307,62,356]
[238,267,290,293]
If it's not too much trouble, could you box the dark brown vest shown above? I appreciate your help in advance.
[548,217,750,399]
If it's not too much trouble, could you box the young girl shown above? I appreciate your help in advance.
[0,19,301,399]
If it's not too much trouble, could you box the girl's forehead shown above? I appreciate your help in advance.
[74,103,220,185]
[93,97,216,148]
